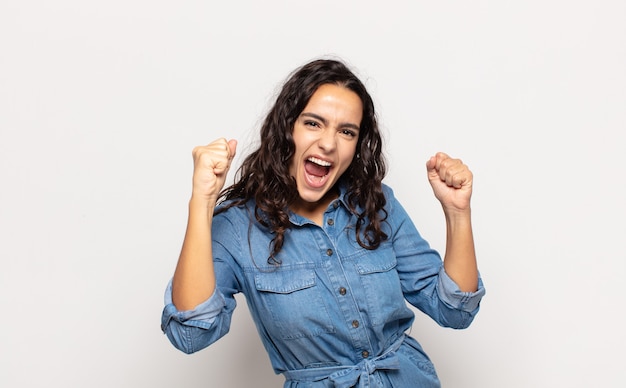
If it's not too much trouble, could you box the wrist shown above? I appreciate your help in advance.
[442,206,472,221]
[189,194,217,214]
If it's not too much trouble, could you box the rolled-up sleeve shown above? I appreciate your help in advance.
[161,278,237,354]
[437,267,485,313]
[161,280,226,330]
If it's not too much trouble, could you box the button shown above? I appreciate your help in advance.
[333,201,339,209]
[327,218,334,226]
[362,350,369,358]
[339,287,347,295]
[326,249,333,256]
[352,320,359,328]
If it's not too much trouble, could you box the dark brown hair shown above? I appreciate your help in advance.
[217,59,387,263]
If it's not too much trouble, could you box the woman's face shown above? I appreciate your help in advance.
[289,83,362,210]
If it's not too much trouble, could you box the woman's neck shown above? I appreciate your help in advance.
[290,188,338,226]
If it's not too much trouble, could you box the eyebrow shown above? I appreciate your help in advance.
[300,112,361,132]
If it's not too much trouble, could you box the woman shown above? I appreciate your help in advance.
[161,58,485,387]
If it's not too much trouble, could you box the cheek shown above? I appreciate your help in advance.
[287,157,297,177]
[344,143,358,164]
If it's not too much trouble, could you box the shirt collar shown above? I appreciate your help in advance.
[288,181,352,226]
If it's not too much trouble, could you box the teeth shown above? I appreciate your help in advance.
[307,157,331,167]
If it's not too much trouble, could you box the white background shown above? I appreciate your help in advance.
[1,1,625,387]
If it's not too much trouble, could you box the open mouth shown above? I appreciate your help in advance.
[304,156,332,183]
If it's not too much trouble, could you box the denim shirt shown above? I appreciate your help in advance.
[161,184,485,387]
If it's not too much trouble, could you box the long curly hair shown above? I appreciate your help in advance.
[217,59,387,263]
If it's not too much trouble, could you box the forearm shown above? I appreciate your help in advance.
[442,209,479,292]
[171,197,217,311]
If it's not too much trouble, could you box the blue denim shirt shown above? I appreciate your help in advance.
[161,184,485,387]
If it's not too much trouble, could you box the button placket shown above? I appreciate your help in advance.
[314,213,373,357]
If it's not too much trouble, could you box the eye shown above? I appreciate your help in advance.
[340,129,358,138]
[304,120,321,128]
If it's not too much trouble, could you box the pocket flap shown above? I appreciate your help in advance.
[354,252,397,274]
[254,268,316,293]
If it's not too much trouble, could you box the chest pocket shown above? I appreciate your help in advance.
[353,244,408,326]
[254,267,335,340]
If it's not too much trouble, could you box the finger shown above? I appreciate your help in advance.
[426,155,437,172]
[212,158,231,175]
[448,165,473,189]
[428,153,452,180]
[448,171,466,188]
[440,162,462,185]
[211,139,236,175]
[192,139,229,172]
[426,152,452,173]
[434,152,451,171]
[431,154,471,188]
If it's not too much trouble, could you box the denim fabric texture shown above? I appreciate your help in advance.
[161,184,485,387]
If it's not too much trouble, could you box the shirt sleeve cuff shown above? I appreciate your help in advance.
[437,267,486,312]
[161,279,226,331]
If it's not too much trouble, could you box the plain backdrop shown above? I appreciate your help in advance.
[1,1,625,387]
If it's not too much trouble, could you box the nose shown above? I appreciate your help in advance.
[317,129,337,152]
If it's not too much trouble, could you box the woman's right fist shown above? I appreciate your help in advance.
[190,138,237,202]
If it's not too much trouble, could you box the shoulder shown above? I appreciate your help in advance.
[380,183,414,228]
[213,200,254,228]
[381,183,401,210]
[381,183,395,198]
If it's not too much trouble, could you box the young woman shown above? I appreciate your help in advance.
[161,58,485,387]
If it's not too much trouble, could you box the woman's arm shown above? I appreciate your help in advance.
[426,152,478,292]
[171,138,237,311]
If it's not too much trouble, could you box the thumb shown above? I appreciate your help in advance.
[426,154,441,181]
[227,139,238,160]
[425,155,437,173]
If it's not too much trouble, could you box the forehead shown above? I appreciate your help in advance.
[303,84,363,120]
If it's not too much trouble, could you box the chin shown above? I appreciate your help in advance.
[298,190,327,204]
